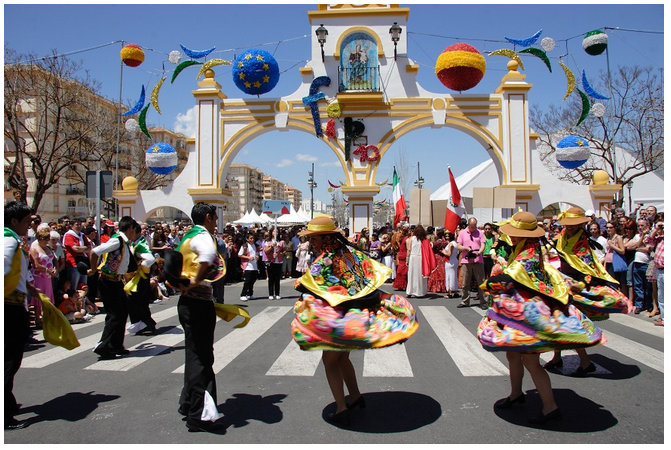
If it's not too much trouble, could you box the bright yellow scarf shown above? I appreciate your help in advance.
[555,229,617,284]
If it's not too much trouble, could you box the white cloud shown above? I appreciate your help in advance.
[319,161,341,167]
[276,159,294,168]
[173,106,198,138]
[296,153,318,162]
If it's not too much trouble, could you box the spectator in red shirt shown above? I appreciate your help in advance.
[63,218,91,291]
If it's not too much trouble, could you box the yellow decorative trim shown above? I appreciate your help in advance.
[516,195,532,200]
[336,92,386,108]
[113,189,139,197]
[406,64,419,73]
[500,184,540,191]
[432,98,446,110]
[299,66,314,75]
[275,100,289,113]
[186,138,195,144]
[333,26,386,60]
[589,184,622,192]
[187,188,227,195]
[309,6,409,22]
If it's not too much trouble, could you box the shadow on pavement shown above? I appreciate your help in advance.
[544,353,642,380]
[218,393,287,428]
[321,391,442,432]
[493,388,618,432]
[20,391,121,425]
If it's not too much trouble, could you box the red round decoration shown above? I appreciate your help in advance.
[120,43,145,67]
[435,42,486,92]
[353,145,380,163]
[325,119,336,139]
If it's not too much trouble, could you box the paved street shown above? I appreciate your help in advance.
[6,278,664,444]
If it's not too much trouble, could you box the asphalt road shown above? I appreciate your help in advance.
[5,278,664,444]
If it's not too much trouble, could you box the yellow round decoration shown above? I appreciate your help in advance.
[122,176,138,191]
[592,170,609,185]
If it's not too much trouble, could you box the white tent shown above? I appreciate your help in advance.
[276,205,309,226]
[258,212,272,224]
[233,210,253,225]
[247,208,263,224]
[296,206,311,222]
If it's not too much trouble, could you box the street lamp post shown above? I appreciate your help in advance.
[308,162,317,219]
[315,24,328,63]
[413,162,425,225]
[627,181,633,215]
[389,22,402,61]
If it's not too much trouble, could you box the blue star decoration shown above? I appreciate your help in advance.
[232,49,280,96]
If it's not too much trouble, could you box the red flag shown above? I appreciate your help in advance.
[392,168,407,227]
[444,167,465,232]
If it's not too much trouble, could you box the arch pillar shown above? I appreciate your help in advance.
[342,185,380,236]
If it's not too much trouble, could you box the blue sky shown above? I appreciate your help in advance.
[4,2,664,206]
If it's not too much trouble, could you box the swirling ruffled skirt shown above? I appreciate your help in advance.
[570,284,632,321]
[477,288,605,353]
[291,292,419,351]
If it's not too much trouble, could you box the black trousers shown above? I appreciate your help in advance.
[178,295,217,420]
[96,278,129,353]
[240,270,258,298]
[127,277,155,328]
[267,263,282,296]
[5,303,30,418]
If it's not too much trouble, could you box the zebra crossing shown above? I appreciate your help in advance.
[22,299,664,378]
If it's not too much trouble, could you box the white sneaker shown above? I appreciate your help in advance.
[274,295,281,300]
[240,296,248,302]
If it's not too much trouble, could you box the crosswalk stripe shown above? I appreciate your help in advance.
[266,341,322,376]
[419,306,508,376]
[84,326,185,371]
[606,314,664,338]
[363,343,413,377]
[602,330,664,373]
[173,306,291,374]
[22,306,179,369]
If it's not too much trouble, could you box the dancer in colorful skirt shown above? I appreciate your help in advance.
[477,211,604,425]
[543,207,632,376]
[291,215,419,426]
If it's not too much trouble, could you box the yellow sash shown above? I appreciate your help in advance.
[556,229,617,284]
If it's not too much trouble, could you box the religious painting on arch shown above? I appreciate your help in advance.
[340,32,378,91]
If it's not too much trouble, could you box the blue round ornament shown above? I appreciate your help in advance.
[556,135,590,169]
[232,49,280,96]
[146,142,178,174]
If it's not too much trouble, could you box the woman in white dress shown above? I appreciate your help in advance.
[443,231,459,298]
[295,235,311,274]
[406,225,428,298]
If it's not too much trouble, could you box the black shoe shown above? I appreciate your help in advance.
[634,307,642,314]
[528,408,562,425]
[326,409,350,426]
[494,394,525,409]
[185,418,224,433]
[94,348,118,360]
[543,359,563,370]
[571,362,596,377]
[4,418,29,430]
[346,395,366,410]
[114,348,130,355]
[457,302,470,308]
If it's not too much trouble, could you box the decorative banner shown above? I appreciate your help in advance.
[488,48,525,70]
[196,58,232,79]
[262,200,291,215]
[556,135,591,169]
[146,142,178,175]
[121,43,144,67]
[581,70,609,99]
[302,76,331,137]
[232,49,280,96]
[179,44,215,59]
[435,43,486,92]
[504,29,542,47]
[352,145,380,163]
[591,102,606,117]
[558,61,575,100]
[168,50,181,64]
[121,85,145,116]
[150,77,166,115]
[325,119,336,138]
[519,47,552,72]
[171,60,202,84]
[540,37,556,52]
[582,30,608,56]
[138,104,152,139]
[344,117,365,161]
[576,88,590,126]
[124,118,139,133]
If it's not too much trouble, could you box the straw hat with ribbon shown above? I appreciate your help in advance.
[557,207,591,226]
[498,211,546,238]
[298,215,343,237]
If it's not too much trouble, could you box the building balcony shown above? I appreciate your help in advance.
[65,186,84,195]
[338,65,380,92]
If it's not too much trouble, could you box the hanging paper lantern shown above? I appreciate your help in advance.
[435,43,486,92]
[125,118,139,132]
[541,37,556,52]
[145,143,178,175]
[556,135,591,169]
[591,103,606,118]
[582,30,608,56]
[120,43,145,67]
[168,50,181,65]
[232,49,280,96]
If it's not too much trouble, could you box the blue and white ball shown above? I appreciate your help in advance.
[556,135,590,169]
[232,49,280,96]
[146,142,178,174]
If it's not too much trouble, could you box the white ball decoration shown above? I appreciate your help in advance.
[125,118,139,132]
[168,50,181,64]
[541,37,555,52]
[591,102,606,117]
